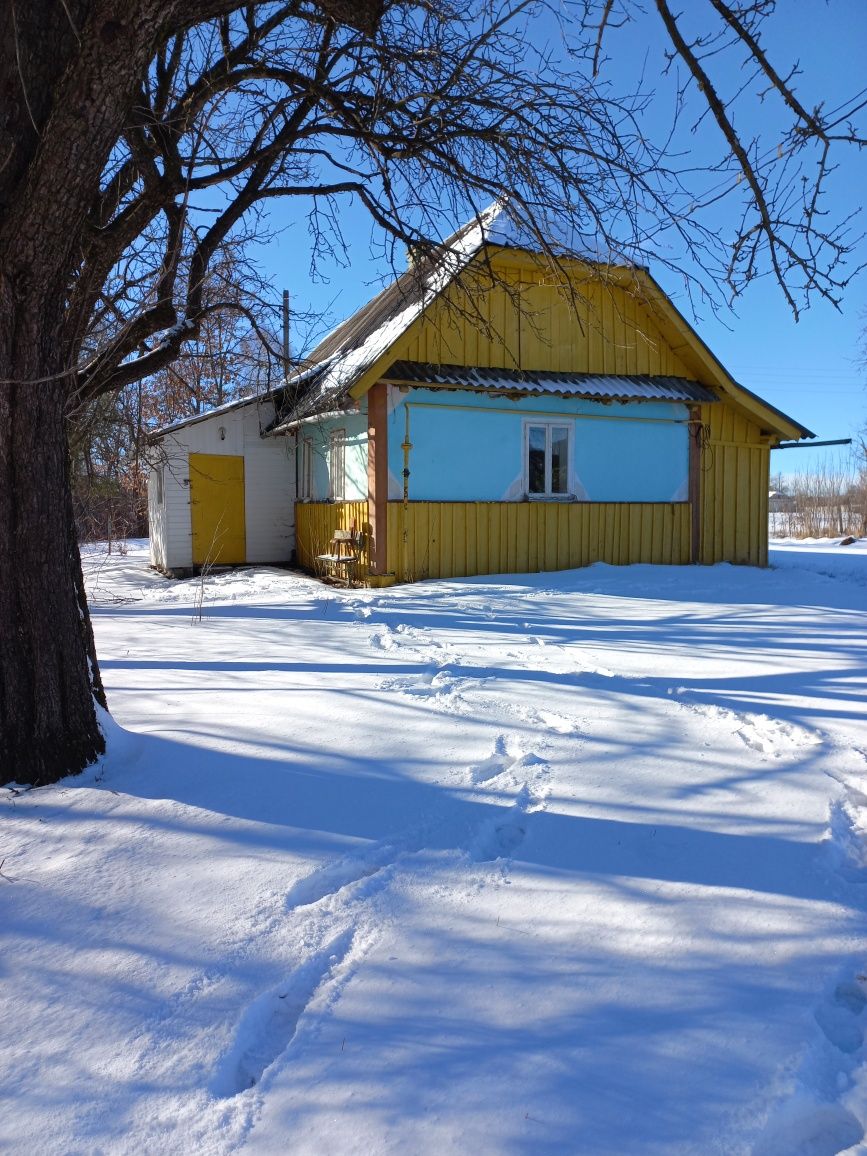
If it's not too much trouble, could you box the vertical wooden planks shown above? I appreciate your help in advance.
[295,501,371,578]
[299,501,694,582]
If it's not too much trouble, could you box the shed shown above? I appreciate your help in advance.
[147,394,294,576]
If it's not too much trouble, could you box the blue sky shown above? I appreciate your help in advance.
[250,2,867,479]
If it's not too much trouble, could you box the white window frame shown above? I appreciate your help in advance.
[329,429,347,501]
[523,419,574,500]
[154,466,164,506]
[298,435,313,500]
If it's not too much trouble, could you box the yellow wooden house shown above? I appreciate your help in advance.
[148,203,811,582]
[271,203,811,584]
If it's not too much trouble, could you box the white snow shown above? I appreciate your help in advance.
[2,539,866,1154]
[770,537,867,586]
[285,203,507,419]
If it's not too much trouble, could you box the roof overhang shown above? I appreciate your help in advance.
[381,361,718,404]
[634,270,814,441]
[148,391,276,443]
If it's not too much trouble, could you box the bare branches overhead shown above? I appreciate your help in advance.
[3,0,865,407]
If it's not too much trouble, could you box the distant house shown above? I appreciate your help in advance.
[148,204,812,581]
[768,490,796,513]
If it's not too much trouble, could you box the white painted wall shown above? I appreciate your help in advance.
[147,397,295,572]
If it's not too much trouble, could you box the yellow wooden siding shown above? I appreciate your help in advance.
[390,264,697,380]
[295,501,371,579]
[189,453,246,565]
[698,402,770,566]
[386,501,690,581]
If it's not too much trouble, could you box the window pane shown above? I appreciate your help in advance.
[528,426,546,493]
[330,431,346,500]
[551,426,569,494]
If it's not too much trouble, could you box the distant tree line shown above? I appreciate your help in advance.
[770,455,867,539]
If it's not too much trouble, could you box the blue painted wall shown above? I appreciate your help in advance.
[297,390,689,503]
[386,388,689,502]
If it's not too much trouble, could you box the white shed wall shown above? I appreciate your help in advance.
[147,397,295,572]
[147,466,168,569]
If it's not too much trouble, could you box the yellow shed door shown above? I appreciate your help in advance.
[189,453,246,565]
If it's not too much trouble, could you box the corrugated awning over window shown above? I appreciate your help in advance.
[381,361,718,403]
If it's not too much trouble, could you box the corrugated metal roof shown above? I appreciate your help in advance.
[381,361,718,403]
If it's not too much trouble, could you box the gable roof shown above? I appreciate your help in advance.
[153,202,812,442]
[268,204,811,440]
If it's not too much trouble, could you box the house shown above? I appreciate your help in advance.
[768,489,796,513]
[147,203,812,581]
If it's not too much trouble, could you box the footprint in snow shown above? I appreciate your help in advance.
[284,846,396,912]
[814,979,867,1055]
[468,784,545,863]
[535,709,578,735]
[211,930,356,1099]
[685,703,820,759]
[735,714,820,758]
[470,735,545,785]
[753,1102,864,1156]
[370,629,395,651]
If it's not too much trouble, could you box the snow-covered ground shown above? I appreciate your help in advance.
[770,537,867,585]
[2,540,867,1155]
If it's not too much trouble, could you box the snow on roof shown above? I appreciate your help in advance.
[270,201,640,430]
[152,202,648,440]
[482,203,634,265]
[149,390,275,440]
[271,202,510,428]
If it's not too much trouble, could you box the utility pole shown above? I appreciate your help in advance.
[282,289,291,377]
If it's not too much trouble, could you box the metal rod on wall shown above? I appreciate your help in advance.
[774,438,851,450]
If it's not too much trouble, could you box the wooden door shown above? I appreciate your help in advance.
[189,453,246,565]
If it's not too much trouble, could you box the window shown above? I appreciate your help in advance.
[329,429,346,501]
[524,421,572,498]
[298,436,313,500]
[154,466,164,505]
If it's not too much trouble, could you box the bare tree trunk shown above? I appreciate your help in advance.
[0,294,106,786]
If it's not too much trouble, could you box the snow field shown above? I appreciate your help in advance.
[1,540,866,1154]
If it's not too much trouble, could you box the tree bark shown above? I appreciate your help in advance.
[0,1,171,786]
[0,291,106,786]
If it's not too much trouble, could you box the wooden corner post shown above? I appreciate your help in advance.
[367,381,389,575]
[687,405,703,564]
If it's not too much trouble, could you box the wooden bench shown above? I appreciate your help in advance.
[316,525,365,585]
